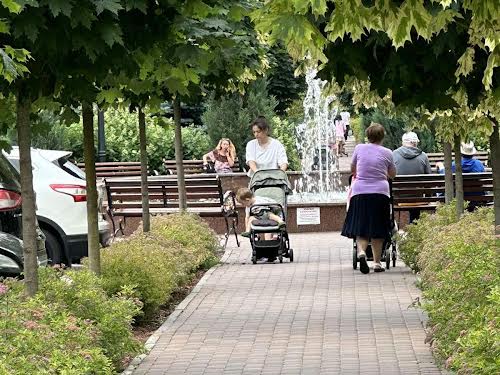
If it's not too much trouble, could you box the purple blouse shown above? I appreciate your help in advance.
[351,143,395,197]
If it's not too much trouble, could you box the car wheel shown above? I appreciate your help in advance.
[43,230,64,265]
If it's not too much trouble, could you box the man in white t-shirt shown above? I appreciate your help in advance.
[245,116,288,176]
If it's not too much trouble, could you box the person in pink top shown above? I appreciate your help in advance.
[334,114,347,157]
[341,123,396,273]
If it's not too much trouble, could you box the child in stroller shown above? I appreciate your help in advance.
[236,188,286,238]
[238,169,294,264]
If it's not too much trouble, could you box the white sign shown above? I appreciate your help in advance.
[296,207,321,225]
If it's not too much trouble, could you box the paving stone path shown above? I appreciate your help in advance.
[130,233,446,375]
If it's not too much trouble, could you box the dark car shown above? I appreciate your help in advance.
[0,231,47,276]
[0,152,47,275]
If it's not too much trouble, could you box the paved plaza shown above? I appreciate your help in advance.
[129,233,446,375]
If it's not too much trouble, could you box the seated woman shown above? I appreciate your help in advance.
[202,138,236,173]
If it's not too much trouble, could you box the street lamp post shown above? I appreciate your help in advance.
[97,110,106,162]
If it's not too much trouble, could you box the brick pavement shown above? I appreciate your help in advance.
[130,233,445,375]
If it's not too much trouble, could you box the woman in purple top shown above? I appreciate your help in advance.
[341,123,396,274]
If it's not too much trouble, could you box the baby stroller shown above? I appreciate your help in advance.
[351,180,398,270]
[248,169,294,264]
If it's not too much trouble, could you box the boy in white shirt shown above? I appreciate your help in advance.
[236,187,286,238]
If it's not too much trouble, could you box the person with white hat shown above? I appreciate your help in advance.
[393,131,432,223]
[437,141,485,212]
[437,141,485,174]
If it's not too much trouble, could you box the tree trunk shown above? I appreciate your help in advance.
[173,98,187,210]
[453,135,464,217]
[138,107,150,232]
[443,141,454,204]
[82,104,101,275]
[16,90,38,296]
[489,118,500,238]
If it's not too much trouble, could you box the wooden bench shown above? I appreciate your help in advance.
[426,151,490,170]
[163,159,242,174]
[104,175,239,248]
[392,172,493,216]
[77,161,147,178]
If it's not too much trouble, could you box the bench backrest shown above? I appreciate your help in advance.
[392,172,493,210]
[163,159,241,174]
[426,151,489,169]
[105,175,224,210]
[77,161,144,178]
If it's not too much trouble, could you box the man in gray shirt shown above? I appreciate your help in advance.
[393,132,432,175]
[393,131,432,223]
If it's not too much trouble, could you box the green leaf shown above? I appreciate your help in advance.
[97,87,122,104]
[43,0,74,17]
[0,19,9,34]
[93,0,122,15]
[98,23,123,47]
[70,5,97,29]
[456,47,475,80]
[124,0,147,13]
[1,0,22,13]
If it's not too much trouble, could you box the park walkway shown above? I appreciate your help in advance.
[129,233,446,375]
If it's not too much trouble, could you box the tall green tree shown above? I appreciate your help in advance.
[254,0,500,232]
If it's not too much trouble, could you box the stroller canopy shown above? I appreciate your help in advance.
[249,169,292,208]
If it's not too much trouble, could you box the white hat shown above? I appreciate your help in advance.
[460,141,477,156]
[402,131,419,144]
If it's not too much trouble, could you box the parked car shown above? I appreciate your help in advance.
[4,147,111,265]
[0,152,47,275]
[0,231,48,276]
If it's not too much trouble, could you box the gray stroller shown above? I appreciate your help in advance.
[248,169,294,264]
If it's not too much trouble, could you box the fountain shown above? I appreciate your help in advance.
[289,68,348,204]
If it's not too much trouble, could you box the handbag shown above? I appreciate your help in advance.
[203,161,216,173]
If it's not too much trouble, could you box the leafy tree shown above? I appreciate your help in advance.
[267,45,305,114]
[202,79,277,164]
[254,0,500,234]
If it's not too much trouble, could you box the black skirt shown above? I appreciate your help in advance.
[341,193,391,240]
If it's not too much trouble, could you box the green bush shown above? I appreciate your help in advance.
[270,116,300,170]
[100,213,219,319]
[0,267,140,374]
[31,108,211,172]
[399,206,499,374]
[397,202,458,273]
[350,116,364,144]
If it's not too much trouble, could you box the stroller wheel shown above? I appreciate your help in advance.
[252,255,257,264]
[385,252,391,270]
[352,248,358,270]
[279,256,283,263]
[392,243,397,267]
[289,249,294,262]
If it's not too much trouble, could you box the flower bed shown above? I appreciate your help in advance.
[0,213,220,374]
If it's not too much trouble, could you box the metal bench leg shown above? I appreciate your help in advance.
[223,216,240,249]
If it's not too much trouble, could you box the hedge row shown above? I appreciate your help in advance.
[0,213,219,374]
[398,205,499,374]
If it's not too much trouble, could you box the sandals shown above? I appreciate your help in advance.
[373,263,386,273]
[358,252,370,274]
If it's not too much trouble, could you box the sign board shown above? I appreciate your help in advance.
[296,207,321,225]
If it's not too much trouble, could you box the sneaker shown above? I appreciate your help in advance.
[241,231,251,238]
[358,252,370,274]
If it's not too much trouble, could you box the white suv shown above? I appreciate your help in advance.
[4,147,111,265]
